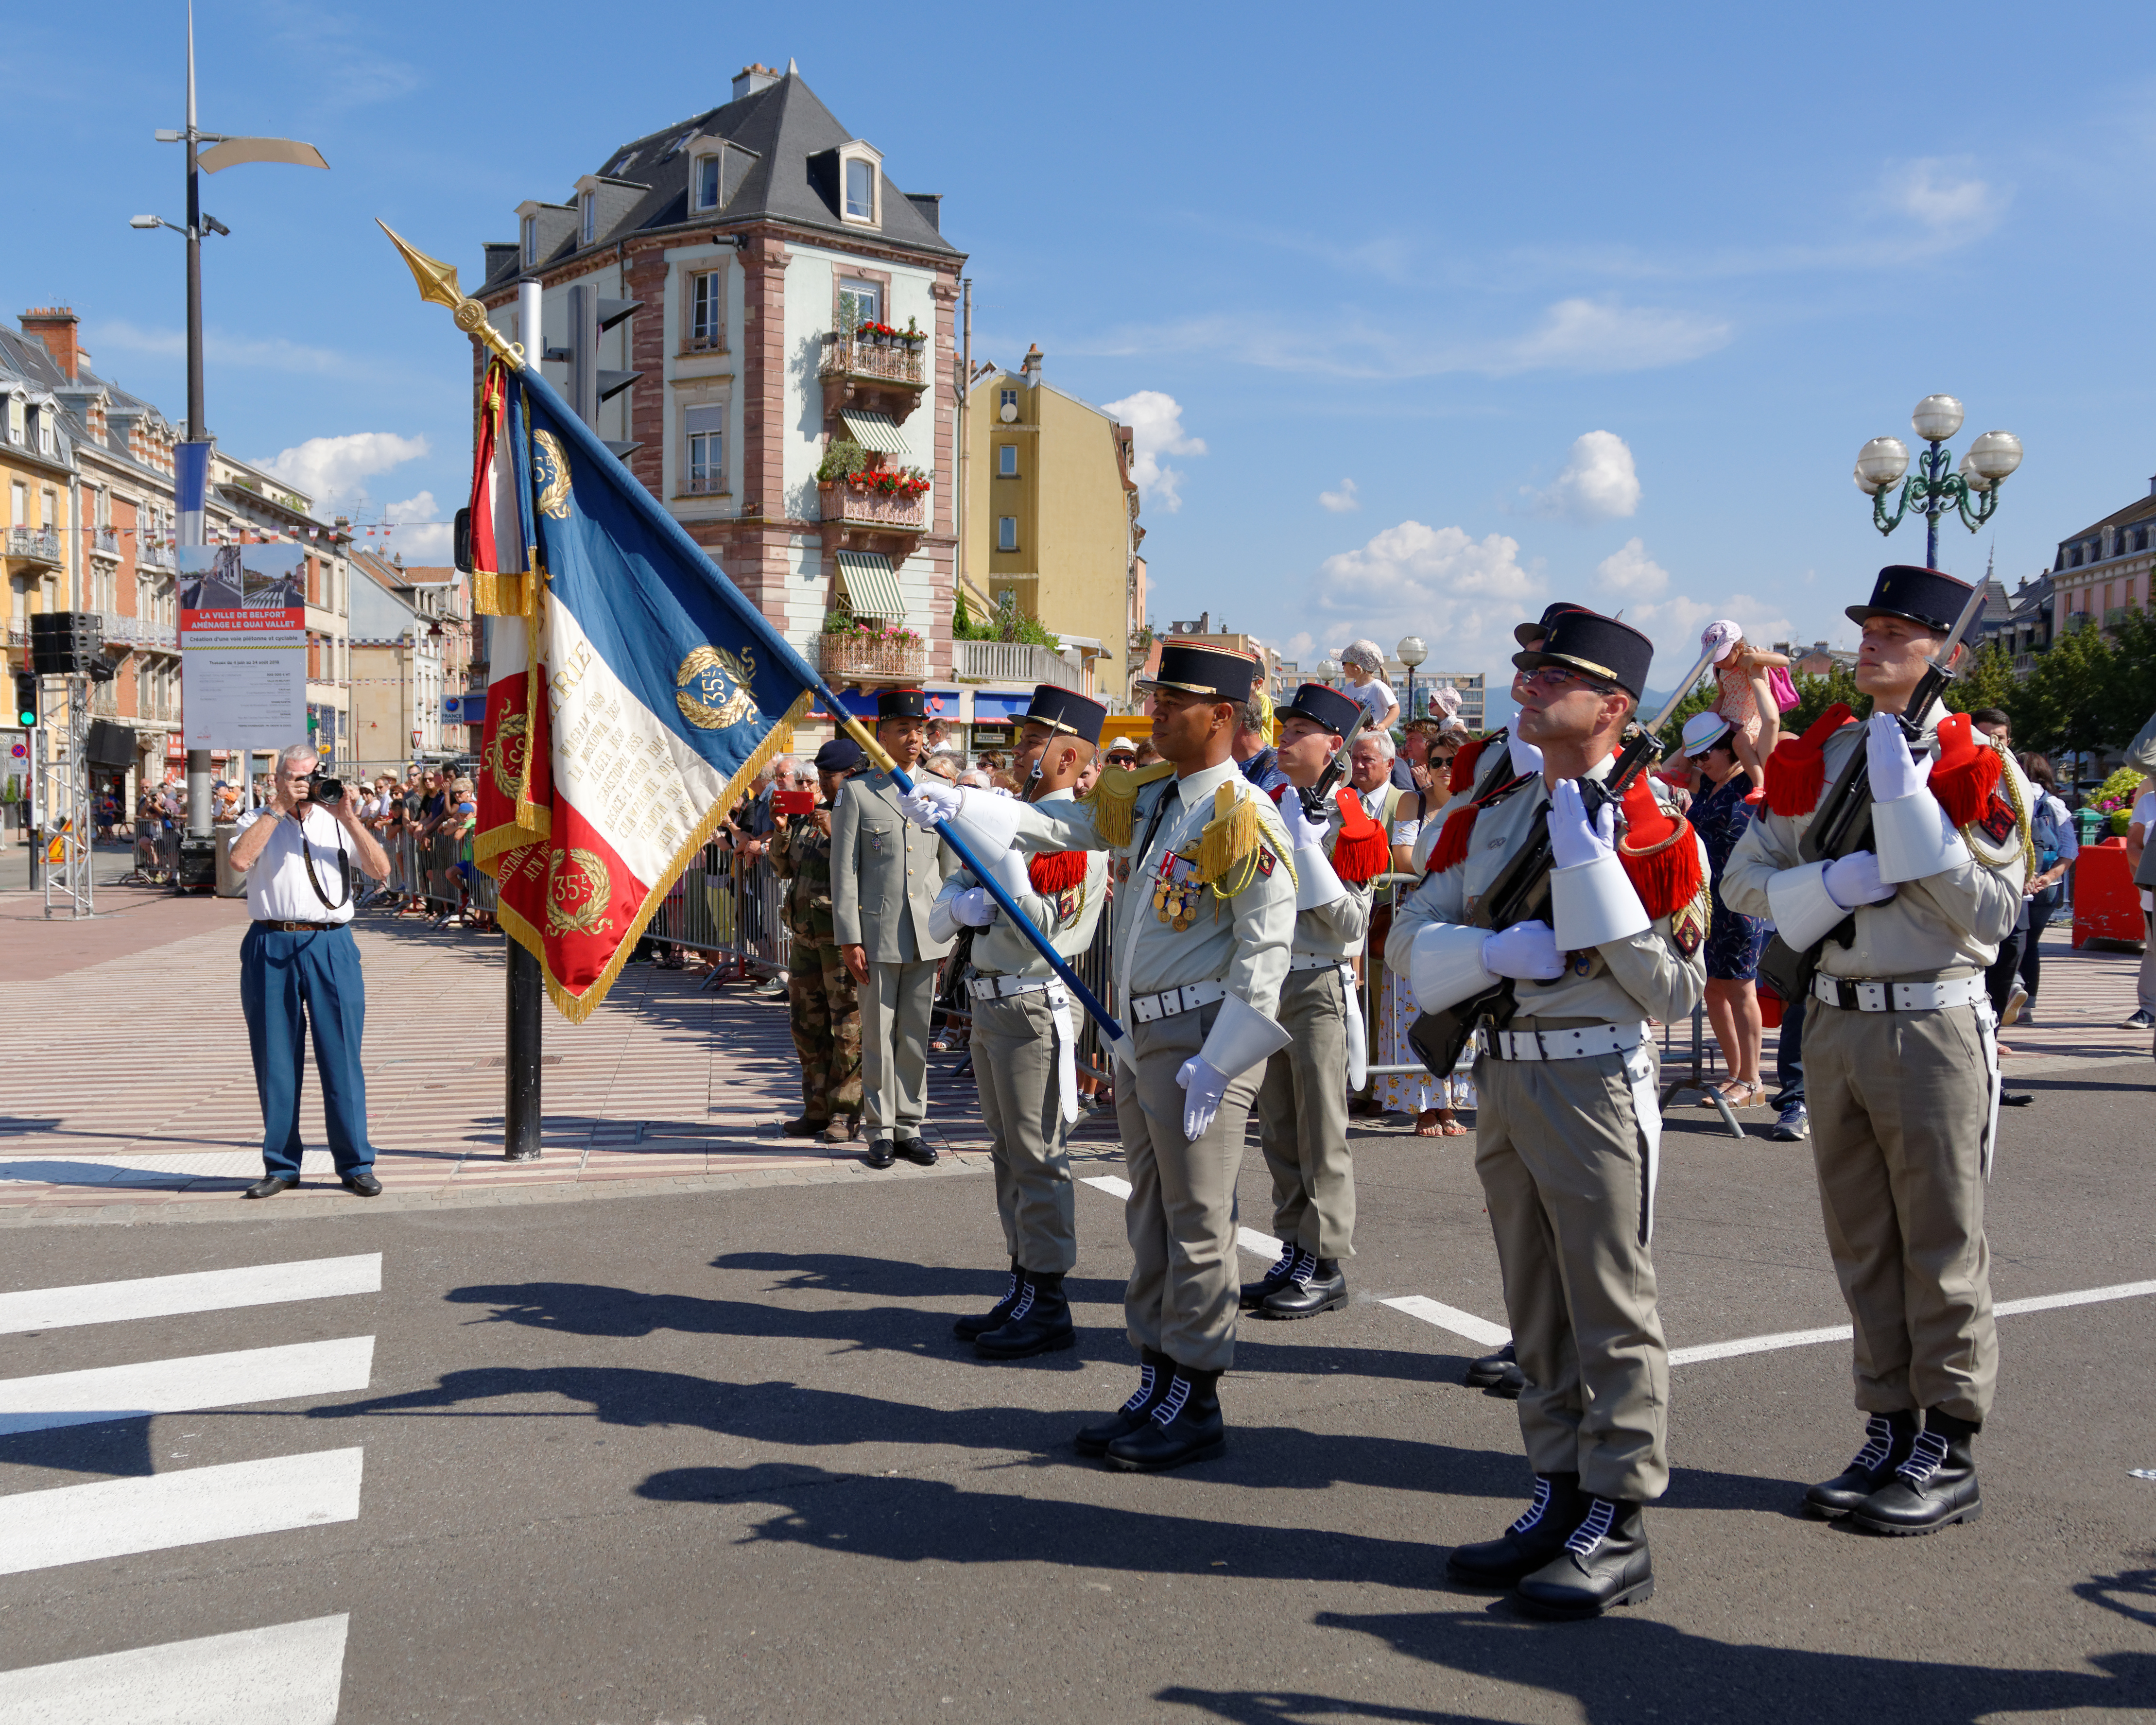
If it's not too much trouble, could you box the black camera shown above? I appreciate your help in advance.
[306,769,345,808]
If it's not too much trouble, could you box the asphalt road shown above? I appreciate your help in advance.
[1,1062,2153,1724]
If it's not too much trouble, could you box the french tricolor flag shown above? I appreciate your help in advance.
[468,359,815,1021]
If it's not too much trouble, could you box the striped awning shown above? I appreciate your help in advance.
[836,551,906,621]
[840,410,908,455]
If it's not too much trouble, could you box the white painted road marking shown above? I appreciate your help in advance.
[0,1254,381,1337]
[1381,1294,1512,1349]
[0,1614,349,1725]
[1995,1277,2156,1319]
[0,1337,377,1436]
[0,1448,364,1577]
[1668,1323,1854,1367]
[1081,1174,1286,1260]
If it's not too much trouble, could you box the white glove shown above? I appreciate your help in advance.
[1545,779,1616,870]
[1481,919,1567,981]
[1865,711,1932,803]
[901,777,961,829]
[1700,619,1743,663]
[1278,791,1330,852]
[1823,850,1897,910]
[1175,1055,1230,1141]
[951,886,998,928]
[1506,729,1544,778]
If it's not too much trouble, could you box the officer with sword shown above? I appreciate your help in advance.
[1387,608,1710,1617]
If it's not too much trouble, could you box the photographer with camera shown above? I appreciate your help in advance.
[227,742,392,1200]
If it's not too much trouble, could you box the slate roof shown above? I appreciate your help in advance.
[480,67,958,294]
[0,324,177,490]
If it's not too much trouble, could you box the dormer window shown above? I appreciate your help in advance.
[5,395,20,448]
[579,191,597,246]
[845,159,875,221]
[835,140,883,227]
[521,214,537,265]
[694,153,722,212]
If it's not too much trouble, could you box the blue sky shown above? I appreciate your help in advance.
[12,1,2156,698]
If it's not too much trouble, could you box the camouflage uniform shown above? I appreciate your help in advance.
[771,810,863,1121]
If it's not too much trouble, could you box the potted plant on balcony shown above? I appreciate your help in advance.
[901,317,926,351]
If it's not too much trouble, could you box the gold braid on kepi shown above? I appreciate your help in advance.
[1197,781,1296,895]
[1080,759,1173,847]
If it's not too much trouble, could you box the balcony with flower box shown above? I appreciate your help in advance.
[818,619,929,687]
[816,465,931,565]
[818,326,930,425]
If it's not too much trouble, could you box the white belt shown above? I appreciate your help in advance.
[1479,1021,1646,1062]
[1127,980,1226,1023]
[968,972,1054,1000]
[1811,974,1986,1014]
[1288,951,1349,971]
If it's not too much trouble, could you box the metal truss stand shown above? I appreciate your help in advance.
[1659,1001,1742,1139]
[41,675,99,920]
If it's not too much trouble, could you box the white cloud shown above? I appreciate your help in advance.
[1880,157,2003,243]
[90,320,369,378]
[263,432,430,513]
[1318,478,1361,514]
[384,491,454,564]
[1303,520,1539,674]
[1620,592,1797,674]
[1101,389,1206,513]
[1482,299,1731,375]
[1595,537,1669,598]
[1531,431,1641,522]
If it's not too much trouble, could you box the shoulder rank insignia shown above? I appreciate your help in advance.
[1670,880,1709,958]
[1079,759,1175,848]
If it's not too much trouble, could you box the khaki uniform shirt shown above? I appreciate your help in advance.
[1721,704,2027,978]
[1290,793,1376,963]
[1384,759,1707,1026]
[830,772,956,962]
[934,788,1109,977]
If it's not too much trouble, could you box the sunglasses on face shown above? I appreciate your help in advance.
[1519,666,1617,697]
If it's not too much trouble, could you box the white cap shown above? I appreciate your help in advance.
[1680,710,1733,757]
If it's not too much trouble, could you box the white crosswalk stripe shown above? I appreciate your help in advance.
[0,1257,378,1720]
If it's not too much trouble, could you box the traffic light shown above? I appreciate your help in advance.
[550,281,643,455]
[13,674,35,729]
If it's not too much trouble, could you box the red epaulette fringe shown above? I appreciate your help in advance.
[1614,775,1704,921]
[1928,713,2001,828]
[1764,703,1855,816]
[1328,787,1390,882]
[1426,804,1479,875]
[1027,850,1088,894]
[1448,736,1486,797]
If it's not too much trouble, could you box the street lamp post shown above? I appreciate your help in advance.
[1396,634,1426,726]
[1852,394,2023,570]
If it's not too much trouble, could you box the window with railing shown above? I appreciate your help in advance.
[685,406,724,495]
[687,270,723,350]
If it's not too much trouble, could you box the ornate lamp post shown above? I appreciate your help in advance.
[1396,634,1426,726]
[1852,394,2022,570]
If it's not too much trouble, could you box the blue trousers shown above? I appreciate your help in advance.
[240,924,375,1177]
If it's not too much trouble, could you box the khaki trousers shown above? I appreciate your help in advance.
[972,989,1076,1274]
[1254,966,1356,1258]
[1112,999,1264,1373]
[861,960,938,1134]
[1474,1039,1669,1502]
[1805,997,1997,1424]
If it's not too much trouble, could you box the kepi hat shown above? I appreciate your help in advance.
[1845,565,1978,634]
[1515,601,1591,649]
[1135,641,1261,705]
[1512,606,1654,700]
[875,687,930,722]
[1276,681,1364,736]
[1020,685,1107,746]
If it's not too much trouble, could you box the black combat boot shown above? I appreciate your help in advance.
[975,1270,1075,1359]
[1239,1242,1299,1311]
[1514,1496,1655,1619]
[1075,1348,1173,1456]
[953,1261,1025,1340]
[1851,1408,1981,1535]
[1104,1364,1225,1472]
[1803,1410,1920,1518]
[1260,1253,1347,1319]
[1445,1472,1585,1589]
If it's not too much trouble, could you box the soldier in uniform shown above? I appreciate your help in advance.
[933,687,1112,1360]
[771,737,865,1144]
[1241,682,1392,1319]
[902,643,1297,1471]
[1724,565,2029,1535]
[832,688,956,1170]
[1388,608,1708,1617]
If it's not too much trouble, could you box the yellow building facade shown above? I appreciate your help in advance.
[961,349,1141,697]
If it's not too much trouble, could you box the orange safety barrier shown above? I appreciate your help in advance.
[2070,837,2146,949]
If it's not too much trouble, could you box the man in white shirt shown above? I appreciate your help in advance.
[228,742,393,1199]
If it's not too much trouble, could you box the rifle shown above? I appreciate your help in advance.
[1407,646,1717,1080]
[1756,579,1991,1006]
[1296,703,1371,821]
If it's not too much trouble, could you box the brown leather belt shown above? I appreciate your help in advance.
[255,919,338,932]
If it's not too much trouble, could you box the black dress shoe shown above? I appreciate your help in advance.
[893,1133,937,1167]
[1514,1497,1655,1618]
[1075,1349,1172,1456]
[243,1174,296,1200]
[1447,1472,1584,1589]
[1804,1410,1918,1518]
[1487,1358,1527,1399]
[862,1138,897,1170]
[2000,1091,2034,1107]
[1851,1410,1981,1535]
[1464,1341,1516,1388]
[1104,1364,1225,1472]
[975,1271,1076,1359]
[1259,1253,1347,1319]
[781,1114,832,1138]
[954,1262,1025,1340]
[341,1171,383,1197]
[1238,1242,1299,1311]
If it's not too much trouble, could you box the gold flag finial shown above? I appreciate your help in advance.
[376,218,523,368]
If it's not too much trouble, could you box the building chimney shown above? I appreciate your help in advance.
[1020,342,1043,383]
[2147,473,2156,498]
[20,307,81,382]
[732,63,780,101]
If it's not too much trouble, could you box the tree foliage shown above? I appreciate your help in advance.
[1940,642,2019,716]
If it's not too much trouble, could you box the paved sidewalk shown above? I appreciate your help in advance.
[0,886,2145,1222]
